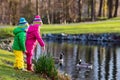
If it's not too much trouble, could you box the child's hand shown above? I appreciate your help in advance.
[42,46,45,53]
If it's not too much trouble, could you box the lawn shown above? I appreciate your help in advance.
[0,19,120,38]
[41,20,120,34]
[0,49,46,80]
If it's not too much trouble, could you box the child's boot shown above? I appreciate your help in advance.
[27,64,34,72]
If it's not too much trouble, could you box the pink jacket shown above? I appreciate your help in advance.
[25,24,45,52]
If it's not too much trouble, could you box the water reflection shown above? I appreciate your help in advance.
[35,40,120,80]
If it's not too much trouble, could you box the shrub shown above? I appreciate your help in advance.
[34,54,58,80]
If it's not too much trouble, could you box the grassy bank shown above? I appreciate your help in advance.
[42,20,120,34]
[0,19,120,38]
[0,49,71,80]
[0,49,46,80]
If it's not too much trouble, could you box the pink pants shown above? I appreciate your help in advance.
[26,47,35,71]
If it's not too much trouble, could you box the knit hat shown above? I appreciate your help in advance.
[19,17,27,24]
[33,15,42,22]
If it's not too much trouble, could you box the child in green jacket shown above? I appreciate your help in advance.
[12,17,29,70]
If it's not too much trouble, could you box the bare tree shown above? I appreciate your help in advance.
[114,0,119,17]
[107,0,113,18]
[91,0,95,21]
[0,0,119,25]
[77,0,82,22]
[98,0,103,17]
[36,0,39,15]
[46,0,51,24]
[8,0,20,25]
[102,0,107,17]
[21,0,35,23]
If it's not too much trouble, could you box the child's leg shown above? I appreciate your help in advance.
[26,53,32,70]
[13,50,24,69]
[26,50,34,71]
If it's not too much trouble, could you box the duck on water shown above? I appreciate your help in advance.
[76,59,93,69]
[53,52,64,64]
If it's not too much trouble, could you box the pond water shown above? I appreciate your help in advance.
[35,40,120,80]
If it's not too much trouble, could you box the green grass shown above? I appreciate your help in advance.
[0,49,46,80]
[41,20,120,34]
[0,27,14,38]
[1,19,120,38]
[0,50,71,80]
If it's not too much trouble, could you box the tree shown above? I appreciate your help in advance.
[103,0,107,17]
[21,1,35,23]
[91,0,95,21]
[45,0,51,24]
[0,0,119,25]
[9,0,20,25]
[98,0,103,17]
[36,0,39,15]
[107,0,113,18]
[114,0,119,17]
[77,0,82,22]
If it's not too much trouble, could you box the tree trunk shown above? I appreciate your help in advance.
[114,0,118,17]
[63,0,67,24]
[78,0,82,22]
[98,0,103,17]
[9,1,12,25]
[107,0,113,18]
[51,1,54,24]
[46,0,51,24]
[87,0,90,18]
[91,0,95,21]
[36,0,39,15]
[1,2,5,24]
[103,0,107,17]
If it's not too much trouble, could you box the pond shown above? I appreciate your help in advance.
[1,38,120,80]
[35,40,120,80]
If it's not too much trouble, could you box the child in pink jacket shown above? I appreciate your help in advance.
[25,15,45,71]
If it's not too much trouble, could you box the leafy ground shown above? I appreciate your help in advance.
[0,49,46,80]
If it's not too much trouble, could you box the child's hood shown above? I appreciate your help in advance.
[27,24,40,33]
[13,25,26,35]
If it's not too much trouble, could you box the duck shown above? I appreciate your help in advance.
[53,52,64,64]
[76,59,92,69]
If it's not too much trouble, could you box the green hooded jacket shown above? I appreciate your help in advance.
[12,25,27,52]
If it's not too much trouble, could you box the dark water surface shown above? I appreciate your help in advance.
[35,40,120,80]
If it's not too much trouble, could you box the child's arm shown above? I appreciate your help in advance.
[34,30,45,47]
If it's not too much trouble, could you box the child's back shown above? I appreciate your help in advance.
[12,25,27,52]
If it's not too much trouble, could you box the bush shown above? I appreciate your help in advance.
[34,54,58,80]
